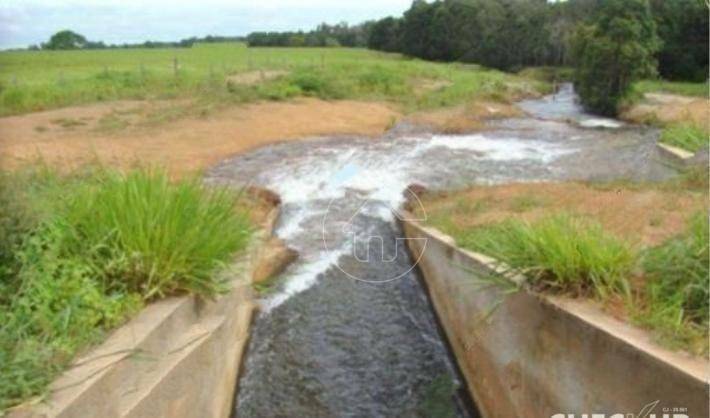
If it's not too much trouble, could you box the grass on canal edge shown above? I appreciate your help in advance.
[423,182,709,356]
[457,214,635,299]
[0,167,252,411]
[660,124,709,153]
[456,213,708,355]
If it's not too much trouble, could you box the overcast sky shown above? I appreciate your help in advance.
[0,0,413,49]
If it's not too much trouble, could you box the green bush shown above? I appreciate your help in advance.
[0,168,252,410]
[459,214,635,298]
[640,212,709,353]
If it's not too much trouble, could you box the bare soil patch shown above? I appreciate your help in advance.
[417,182,706,246]
[622,93,709,129]
[0,98,399,176]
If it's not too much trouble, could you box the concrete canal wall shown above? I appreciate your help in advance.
[401,216,709,418]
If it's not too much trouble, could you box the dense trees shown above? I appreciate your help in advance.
[363,0,707,80]
[246,22,371,48]
[571,0,661,115]
[366,0,568,70]
[650,0,709,81]
[367,17,401,52]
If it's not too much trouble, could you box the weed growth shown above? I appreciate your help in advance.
[0,168,252,410]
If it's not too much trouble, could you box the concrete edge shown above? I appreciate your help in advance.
[657,142,695,163]
[401,214,709,385]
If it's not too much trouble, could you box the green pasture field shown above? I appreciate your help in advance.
[0,43,546,116]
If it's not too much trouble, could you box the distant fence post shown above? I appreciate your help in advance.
[320,53,325,69]
[173,57,179,77]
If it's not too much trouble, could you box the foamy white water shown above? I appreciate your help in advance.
[250,132,577,309]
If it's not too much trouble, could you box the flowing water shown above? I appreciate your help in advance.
[205,84,674,418]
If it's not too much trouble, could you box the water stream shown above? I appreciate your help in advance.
[205,85,674,418]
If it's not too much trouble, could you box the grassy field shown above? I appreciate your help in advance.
[0,167,253,410]
[0,43,546,116]
[633,79,709,98]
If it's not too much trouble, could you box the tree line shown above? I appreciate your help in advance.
[366,0,707,82]
[246,22,371,48]
[33,30,243,51]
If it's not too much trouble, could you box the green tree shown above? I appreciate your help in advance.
[571,0,661,116]
[43,30,88,50]
[368,17,402,52]
[401,0,436,59]
[650,0,708,81]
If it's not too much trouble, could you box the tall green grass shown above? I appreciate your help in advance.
[639,213,709,354]
[0,168,251,410]
[457,214,634,298]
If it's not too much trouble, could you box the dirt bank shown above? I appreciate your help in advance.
[417,182,706,246]
[621,93,708,128]
[0,98,400,176]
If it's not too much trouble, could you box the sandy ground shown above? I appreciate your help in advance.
[0,96,523,176]
[0,98,400,176]
[622,92,709,129]
[418,182,706,247]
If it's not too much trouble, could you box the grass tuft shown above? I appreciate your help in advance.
[0,167,252,410]
[458,214,635,299]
